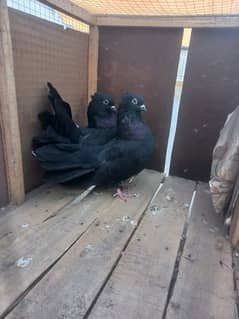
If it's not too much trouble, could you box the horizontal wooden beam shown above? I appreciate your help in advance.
[38,0,96,25]
[96,14,239,28]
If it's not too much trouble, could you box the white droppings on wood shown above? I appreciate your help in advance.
[150,205,161,215]
[21,224,29,228]
[122,216,130,222]
[16,257,32,268]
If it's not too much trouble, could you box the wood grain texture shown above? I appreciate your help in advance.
[88,177,195,319]
[0,184,85,250]
[0,182,116,317]
[5,170,163,318]
[229,175,239,248]
[88,26,99,101]
[0,0,25,204]
[0,128,8,207]
[171,28,239,181]
[166,183,235,319]
[232,254,239,319]
[96,15,239,28]
[231,196,239,248]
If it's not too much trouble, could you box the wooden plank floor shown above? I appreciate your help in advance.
[166,183,236,319]
[0,170,236,319]
[87,177,194,319]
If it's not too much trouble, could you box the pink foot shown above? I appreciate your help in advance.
[113,188,138,201]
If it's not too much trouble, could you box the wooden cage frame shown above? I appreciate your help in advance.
[1,0,239,245]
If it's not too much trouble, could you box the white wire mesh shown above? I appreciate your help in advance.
[72,0,239,16]
[7,0,89,33]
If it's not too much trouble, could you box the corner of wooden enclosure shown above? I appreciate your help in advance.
[0,0,25,205]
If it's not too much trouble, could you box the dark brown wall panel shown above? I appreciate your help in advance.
[9,9,89,191]
[98,27,183,171]
[0,128,8,207]
[172,28,239,181]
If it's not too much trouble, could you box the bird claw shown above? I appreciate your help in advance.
[113,188,138,201]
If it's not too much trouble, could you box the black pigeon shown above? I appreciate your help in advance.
[32,83,117,150]
[46,82,117,131]
[87,92,117,128]
[34,94,155,198]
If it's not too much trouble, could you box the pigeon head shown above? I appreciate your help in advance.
[88,92,117,128]
[118,93,150,140]
[119,94,147,115]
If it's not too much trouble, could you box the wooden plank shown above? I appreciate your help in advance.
[0,185,111,317]
[88,26,99,102]
[232,254,239,319]
[230,197,239,248]
[166,183,235,319]
[0,118,8,206]
[229,174,239,248]
[5,170,163,318]
[96,15,239,28]
[38,0,96,25]
[0,0,25,204]
[88,177,195,319]
[0,184,86,249]
[171,28,239,181]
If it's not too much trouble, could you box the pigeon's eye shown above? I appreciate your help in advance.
[132,98,138,105]
[103,99,109,105]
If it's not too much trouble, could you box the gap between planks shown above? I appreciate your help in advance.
[1,170,163,318]
[87,177,195,319]
[232,253,239,319]
[83,181,165,319]
[0,183,91,250]
[87,181,235,319]
[0,187,105,318]
[166,182,235,319]
[3,175,234,319]
[162,186,197,319]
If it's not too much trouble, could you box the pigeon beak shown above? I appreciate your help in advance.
[140,104,147,112]
[110,105,117,111]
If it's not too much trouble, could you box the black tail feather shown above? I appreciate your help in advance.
[38,111,54,130]
[47,82,62,101]
[47,82,72,119]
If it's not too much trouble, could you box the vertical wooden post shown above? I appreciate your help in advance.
[88,25,99,102]
[0,0,25,204]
